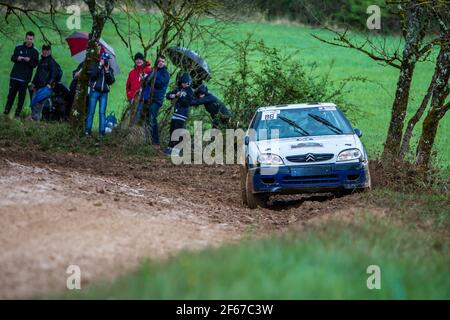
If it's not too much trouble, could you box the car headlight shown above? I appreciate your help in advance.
[337,149,362,162]
[257,154,284,166]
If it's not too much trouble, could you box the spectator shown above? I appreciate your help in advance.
[85,52,115,136]
[126,52,152,104]
[192,84,231,129]
[29,44,60,121]
[3,31,39,118]
[136,55,170,149]
[164,73,194,155]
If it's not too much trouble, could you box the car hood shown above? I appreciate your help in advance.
[254,135,357,158]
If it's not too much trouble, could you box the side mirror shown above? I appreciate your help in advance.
[244,136,250,146]
[354,128,363,138]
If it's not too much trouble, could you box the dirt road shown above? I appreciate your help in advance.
[0,148,370,299]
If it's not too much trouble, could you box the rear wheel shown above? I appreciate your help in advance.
[245,170,268,209]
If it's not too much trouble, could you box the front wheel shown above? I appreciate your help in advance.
[245,170,268,209]
[240,165,248,206]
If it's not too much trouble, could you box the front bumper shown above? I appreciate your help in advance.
[250,162,370,194]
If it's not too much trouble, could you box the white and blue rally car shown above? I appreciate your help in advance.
[241,103,371,209]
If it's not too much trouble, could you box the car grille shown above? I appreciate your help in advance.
[286,153,334,163]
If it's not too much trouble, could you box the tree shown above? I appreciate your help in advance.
[313,0,449,167]
[415,8,450,166]
[111,0,247,128]
[70,0,115,130]
[0,1,65,42]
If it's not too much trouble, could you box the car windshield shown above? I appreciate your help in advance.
[252,106,354,141]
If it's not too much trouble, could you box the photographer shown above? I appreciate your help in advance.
[164,73,194,156]
[85,52,115,136]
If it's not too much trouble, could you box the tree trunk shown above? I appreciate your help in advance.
[70,15,106,130]
[415,42,450,167]
[382,1,428,159]
[70,0,115,131]
[399,79,434,159]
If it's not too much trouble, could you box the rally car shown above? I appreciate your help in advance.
[241,103,371,209]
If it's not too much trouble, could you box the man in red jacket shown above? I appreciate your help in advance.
[126,52,152,104]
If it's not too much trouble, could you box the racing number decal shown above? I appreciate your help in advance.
[262,110,280,121]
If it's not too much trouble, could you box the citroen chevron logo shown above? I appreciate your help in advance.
[305,153,316,162]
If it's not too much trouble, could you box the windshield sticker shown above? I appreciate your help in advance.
[261,110,280,121]
[319,106,337,111]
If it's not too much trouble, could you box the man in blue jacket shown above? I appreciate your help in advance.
[136,55,170,149]
[85,52,116,136]
[3,31,39,118]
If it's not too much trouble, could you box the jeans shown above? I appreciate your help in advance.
[31,97,51,122]
[86,90,108,135]
[135,100,162,145]
[4,79,28,117]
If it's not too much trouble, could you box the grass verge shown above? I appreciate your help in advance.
[60,214,449,299]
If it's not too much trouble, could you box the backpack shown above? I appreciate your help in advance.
[105,112,118,134]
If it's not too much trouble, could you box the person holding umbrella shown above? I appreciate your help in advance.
[85,52,115,136]
[136,55,171,149]
[3,31,39,118]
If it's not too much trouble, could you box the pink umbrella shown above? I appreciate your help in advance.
[65,31,120,74]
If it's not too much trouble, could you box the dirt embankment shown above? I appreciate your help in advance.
[0,147,373,299]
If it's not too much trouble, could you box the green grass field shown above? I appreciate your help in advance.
[62,210,449,300]
[0,15,448,166]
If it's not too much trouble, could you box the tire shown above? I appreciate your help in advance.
[240,165,248,206]
[245,170,268,209]
[364,167,372,191]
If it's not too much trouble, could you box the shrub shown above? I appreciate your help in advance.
[221,37,364,129]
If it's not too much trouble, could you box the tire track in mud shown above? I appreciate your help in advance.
[0,148,372,298]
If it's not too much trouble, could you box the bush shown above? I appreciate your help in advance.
[221,37,364,129]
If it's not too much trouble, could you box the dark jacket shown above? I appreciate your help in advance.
[32,55,59,89]
[10,43,39,83]
[166,86,194,123]
[142,66,170,105]
[88,63,115,93]
[69,61,84,94]
[191,93,230,117]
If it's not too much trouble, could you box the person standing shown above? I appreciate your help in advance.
[126,52,152,104]
[3,31,39,118]
[29,44,60,121]
[85,52,115,136]
[137,55,170,148]
[164,73,194,155]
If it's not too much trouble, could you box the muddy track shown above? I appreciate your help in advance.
[0,146,372,299]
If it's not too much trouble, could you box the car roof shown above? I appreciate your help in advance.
[257,103,338,112]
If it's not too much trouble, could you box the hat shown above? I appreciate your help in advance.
[196,84,208,95]
[134,52,145,61]
[180,73,192,86]
[101,52,111,60]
